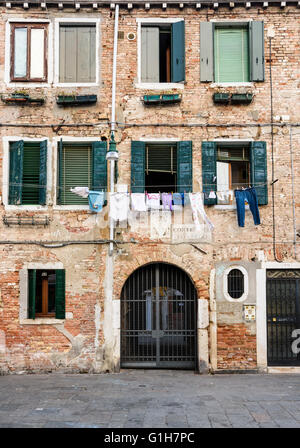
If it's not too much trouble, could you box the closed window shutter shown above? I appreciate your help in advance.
[57,138,63,203]
[39,140,47,205]
[59,144,92,205]
[22,142,40,205]
[214,27,249,83]
[200,22,214,82]
[59,26,76,83]
[55,269,65,319]
[202,142,217,205]
[9,140,24,205]
[92,141,107,191]
[77,26,96,83]
[177,141,192,193]
[250,21,265,82]
[250,141,268,205]
[28,269,36,319]
[131,141,145,193]
[171,21,185,83]
[141,27,160,83]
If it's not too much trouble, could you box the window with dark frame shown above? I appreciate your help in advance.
[10,23,48,82]
[216,145,250,205]
[227,269,245,299]
[145,144,177,193]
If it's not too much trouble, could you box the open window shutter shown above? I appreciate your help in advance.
[202,142,217,205]
[39,140,47,205]
[200,22,214,82]
[141,27,159,83]
[92,141,107,192]
[171,21,185,83]
[131,141,145,193]
[250,141,268,205]
[177,141,192,193]
[28,269,36,319]
[250,21,265,82]
[9,140,24,205]
[57,138,63,203]
[55,269,65,319]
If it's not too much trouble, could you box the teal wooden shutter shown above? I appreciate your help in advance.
[141,27,159,83]
[55,269,65,319]
[9,140,24,205]
[92,141,107,191]
[28,269,36,319]
[131,141,145,193]
[22,143,40,205]
[200,22,214,82]
[39,140,47,205]
[171,21,185,83]
[177,141,192,193]
[214,27,249,83]
[202,142,217,205]
[57,138,63,204]
[250,141,268,205]
[250,21,265,82]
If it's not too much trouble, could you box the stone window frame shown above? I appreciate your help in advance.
[54,17,101,87]
[223,265,249,303]
[136,17,185,90]
[2,136,51,212]
[5,18,53,87]
[19,262,65,325]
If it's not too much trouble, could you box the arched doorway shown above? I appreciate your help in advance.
[121,262,197,369]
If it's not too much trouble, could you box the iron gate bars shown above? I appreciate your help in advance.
[267,270,300,366]
[121,262,197,369]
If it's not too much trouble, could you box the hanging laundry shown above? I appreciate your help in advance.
[209,191,216,199]
[109,192,130,222]
[189,192,214,231]
[172,193,182,206]
[146,193,160,210]
[234,187,260,227]
[88,191,105,213]
[183,193,190,206]
[131,193,147,212]
[70,186,90,198]
[216,191,225,201]
[162,193,173,211]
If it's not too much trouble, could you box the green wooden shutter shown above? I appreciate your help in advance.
[55,269,65,319]
[200,22,214,82]
[171,21,185,83]
[202,142,217,205]
[22,143,40,205]
[177,141,192,193]
[250,21,265,82]
[141,27,159,83]
[9,140,24,205]
[92,141,107,191]
[39,140,47,205]
[28,269,36,319]
[214,27,249,83]
[250,141,268,205]
[131,141,145,193]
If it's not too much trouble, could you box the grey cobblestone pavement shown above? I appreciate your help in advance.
[0,370,300,428]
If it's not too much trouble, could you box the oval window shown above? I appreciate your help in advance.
[227,269,244,299]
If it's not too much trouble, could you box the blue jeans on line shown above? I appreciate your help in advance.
[234,187,260,227]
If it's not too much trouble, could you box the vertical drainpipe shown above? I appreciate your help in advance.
[289,127,297,260]
[109,4,119,256]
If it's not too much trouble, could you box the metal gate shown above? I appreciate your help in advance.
[267,269,300,366]
[121,263,197,369]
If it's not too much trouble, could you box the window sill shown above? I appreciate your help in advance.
[53,205,90,211]
[4,205,48,211]
[55,83,99,88]
[211,82,254,88]
[20,318,65,325]
[6,82,51,88]
[135,82,184,90]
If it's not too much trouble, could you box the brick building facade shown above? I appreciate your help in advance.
[0,0,299,374]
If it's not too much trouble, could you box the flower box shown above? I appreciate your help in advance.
[231,93,253,104]
[143,94,182,105]
[56,95,97,106]
[213,93,230,104]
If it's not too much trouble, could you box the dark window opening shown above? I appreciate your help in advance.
[35,270,56,317]
[159,27,171,83]
[227,269,244,299]
[145,144,177,193]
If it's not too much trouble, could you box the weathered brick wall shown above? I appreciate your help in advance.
[0,5,299,373]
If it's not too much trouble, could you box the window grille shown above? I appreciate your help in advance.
[227,269,244,299]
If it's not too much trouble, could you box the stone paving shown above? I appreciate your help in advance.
[0,370,300,428]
